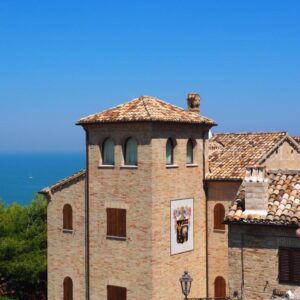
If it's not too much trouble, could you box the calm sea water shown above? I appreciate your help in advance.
[0,153,85,205]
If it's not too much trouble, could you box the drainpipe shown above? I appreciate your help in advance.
[241,233,245,299]
[84,127,90,300]
[203,130,209,298]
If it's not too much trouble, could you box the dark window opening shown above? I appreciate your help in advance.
[63,204,73,230]
[279,247,300,285]
[124,138,138,166]
[102,138,115,165]
[166,138,174,165]
[186,139,195,164]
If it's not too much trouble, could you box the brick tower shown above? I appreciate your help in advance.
[44,94,216,300]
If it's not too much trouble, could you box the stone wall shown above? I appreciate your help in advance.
[228,224,300,300]
[266,141,300,170]
[47,177,86,300]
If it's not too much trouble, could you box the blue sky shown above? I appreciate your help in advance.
[1,0,300,152]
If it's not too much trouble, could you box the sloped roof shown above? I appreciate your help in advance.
[77,96,216,126]
[207,132,292,180]
[293,136,300,144]
[40,169,86,196]
[226,170,300,226]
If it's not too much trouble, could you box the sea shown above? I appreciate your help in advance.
[0,152,85,205]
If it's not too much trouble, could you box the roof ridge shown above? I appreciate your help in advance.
[214,131,287,136]
[141,97,152,119]
[268,169,300,175]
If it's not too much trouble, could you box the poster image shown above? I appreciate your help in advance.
[170,198,194,255]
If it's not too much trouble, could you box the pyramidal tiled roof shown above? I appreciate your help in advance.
[207,132,289,180]
[77,96,216,125]
[226,170,300,226]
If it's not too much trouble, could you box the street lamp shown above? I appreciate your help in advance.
[179,271,193,300]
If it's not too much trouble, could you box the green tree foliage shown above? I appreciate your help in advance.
[0,194,47,300]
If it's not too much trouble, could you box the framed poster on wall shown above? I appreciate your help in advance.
[170,198,194,255]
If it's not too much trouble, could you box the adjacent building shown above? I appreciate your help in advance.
[206,132,300,298]
[226,167,300,299]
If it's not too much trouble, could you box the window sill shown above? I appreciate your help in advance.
[213,229,226,233]
[186,164,198,168]
[62,229,74,234]
[106,235,127,241]
[120,165,138,169]
[166,164,179,169]
[98,165,115,169]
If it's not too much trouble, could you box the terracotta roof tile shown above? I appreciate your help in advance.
[207,132,288,180]
[293,136,300,144]
[77,96,216,125]
[226,170,300,225]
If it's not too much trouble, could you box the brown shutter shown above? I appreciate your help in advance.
[63,204,73,230]
[279,248,291,283]
[119,209,126,237]
[214,204,225,230]
[292,249,300,284]
[214,276,226,298]
[107,208,126,238]
[64,277,73,300]
[107,285,127,300]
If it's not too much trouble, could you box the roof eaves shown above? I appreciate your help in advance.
[39,169,86,197]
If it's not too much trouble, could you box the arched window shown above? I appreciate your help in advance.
[102,138,115,165]
[214,276,226,298]
[63,204,73,230]
[214,203,225,230]
[186,139,195,164]
[64,277,73,300]
[166,138,174,165]
[124,138,138,165]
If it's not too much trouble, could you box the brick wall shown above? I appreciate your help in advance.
[151,123,208,299]
[87,122,209,300]
[206,181,241,298]
[47,177,86,300]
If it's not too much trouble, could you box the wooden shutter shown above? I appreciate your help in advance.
[63,204,73,230]
[214,204,225,230]
[279,248,291,283]
[292,249,300,283]
[214,276,226,298]
[107,285,127,300]
[64,277,73,300]
[279,248,300,284]
[107,208,126,238]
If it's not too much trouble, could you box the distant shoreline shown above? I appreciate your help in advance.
[0,152,85,205]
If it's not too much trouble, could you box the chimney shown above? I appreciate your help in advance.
[187,93,200,114]
[244,166,269,216]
